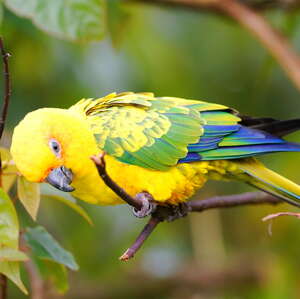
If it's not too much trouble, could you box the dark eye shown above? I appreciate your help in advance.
[49,139,61,157]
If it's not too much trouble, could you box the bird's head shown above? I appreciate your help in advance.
[11,108,97,192]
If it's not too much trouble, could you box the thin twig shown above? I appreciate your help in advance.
[263,211,300,222]
[0,38,10,140]
[23,261,44,299]
[0,37,11,299]
[19,233,45,299]
[118,192,281,259]
[0,277,6,299]
[217,0,300,92]
[137,0,300,92]
[119,217,160,261]
[91,153,144,211]
[262,211,300,235]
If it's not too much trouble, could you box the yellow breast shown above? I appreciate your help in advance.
[71,154,213,205]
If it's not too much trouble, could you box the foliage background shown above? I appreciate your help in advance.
[3,1,300,298]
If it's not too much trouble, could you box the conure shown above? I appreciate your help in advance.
[10,92,300,211]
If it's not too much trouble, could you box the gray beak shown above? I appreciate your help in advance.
[46,166,75,192]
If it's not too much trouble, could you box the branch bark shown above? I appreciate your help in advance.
[0,38,10,140]
[91,153,144,211]
[188,191,281,212]
[119,217,161,261]
[92,154,283,260]
[136,0,300,92]
[0,37,11,299]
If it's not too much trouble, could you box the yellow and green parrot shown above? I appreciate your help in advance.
[10,92,300,213]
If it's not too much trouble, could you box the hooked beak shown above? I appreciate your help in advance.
[46,166,75,192]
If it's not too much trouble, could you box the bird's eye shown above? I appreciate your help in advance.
[49,139,61,157]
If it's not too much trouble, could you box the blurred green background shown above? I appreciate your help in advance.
[3,2,300,298]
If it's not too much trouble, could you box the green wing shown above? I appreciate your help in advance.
[69,92,229,170]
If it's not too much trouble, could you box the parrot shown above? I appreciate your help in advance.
[10,92,300,215]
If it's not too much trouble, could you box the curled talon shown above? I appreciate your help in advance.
[133,192,157,218]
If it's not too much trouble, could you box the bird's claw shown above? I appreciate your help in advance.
[132,193,189,221]
[132,192,157,218]
[147,202,190,222]
[165,203,190,222]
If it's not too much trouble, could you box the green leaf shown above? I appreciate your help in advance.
[34,259,68,294]
[0,261,27,294]
[0,188,27,294]
[24,226,79,271]
[0,248,28,262]
[42,194,93,226]
[0,189,19,249]
[0,147,18,193]
[4,0,106,42]
[107,0,132,48]
[17,176,40,221]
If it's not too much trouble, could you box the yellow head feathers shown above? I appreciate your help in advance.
[11,108,98,183]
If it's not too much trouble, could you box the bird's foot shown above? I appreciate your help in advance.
[166,203,190,222]
[132,193,189,222]
[152,202,190,222]
[132,192,157,218]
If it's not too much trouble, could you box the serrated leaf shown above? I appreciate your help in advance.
[0,248,28,262]
[0,188,27,294]
[107,0,132,48]
[4,0,106,42]
[0,147,18,193]
[24,226,79,271]
[42,194,93,226]
[35,259,68,293]
[17,176,40,221]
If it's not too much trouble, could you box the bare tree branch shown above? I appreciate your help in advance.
[119,217,161,261]
[188,191,281,212]
[135,0,300,92]
[23,260,45,299]
[20,233,45,299]
[0,38,11,140]
[91,153,144,211]
[0,37,11,299]
[91,153,284,260]
[0,276,7,299]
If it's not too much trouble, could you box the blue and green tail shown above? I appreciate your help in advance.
[177,113,300,207]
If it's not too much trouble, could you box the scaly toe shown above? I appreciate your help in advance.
[132,192,157,218]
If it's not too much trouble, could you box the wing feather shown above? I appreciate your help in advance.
[69,92,300,169]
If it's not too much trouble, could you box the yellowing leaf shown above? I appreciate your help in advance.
[0,261,27,294]
[0,147,18,193]
[0,188,27,294]
[0,188,19,248]
[42,194,93,226]
[17,176,40,220]
[0,248,28,262]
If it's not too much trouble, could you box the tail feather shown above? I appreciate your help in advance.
[251,119,300,137]
[239,115,300,137]
[234,159,300,207]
